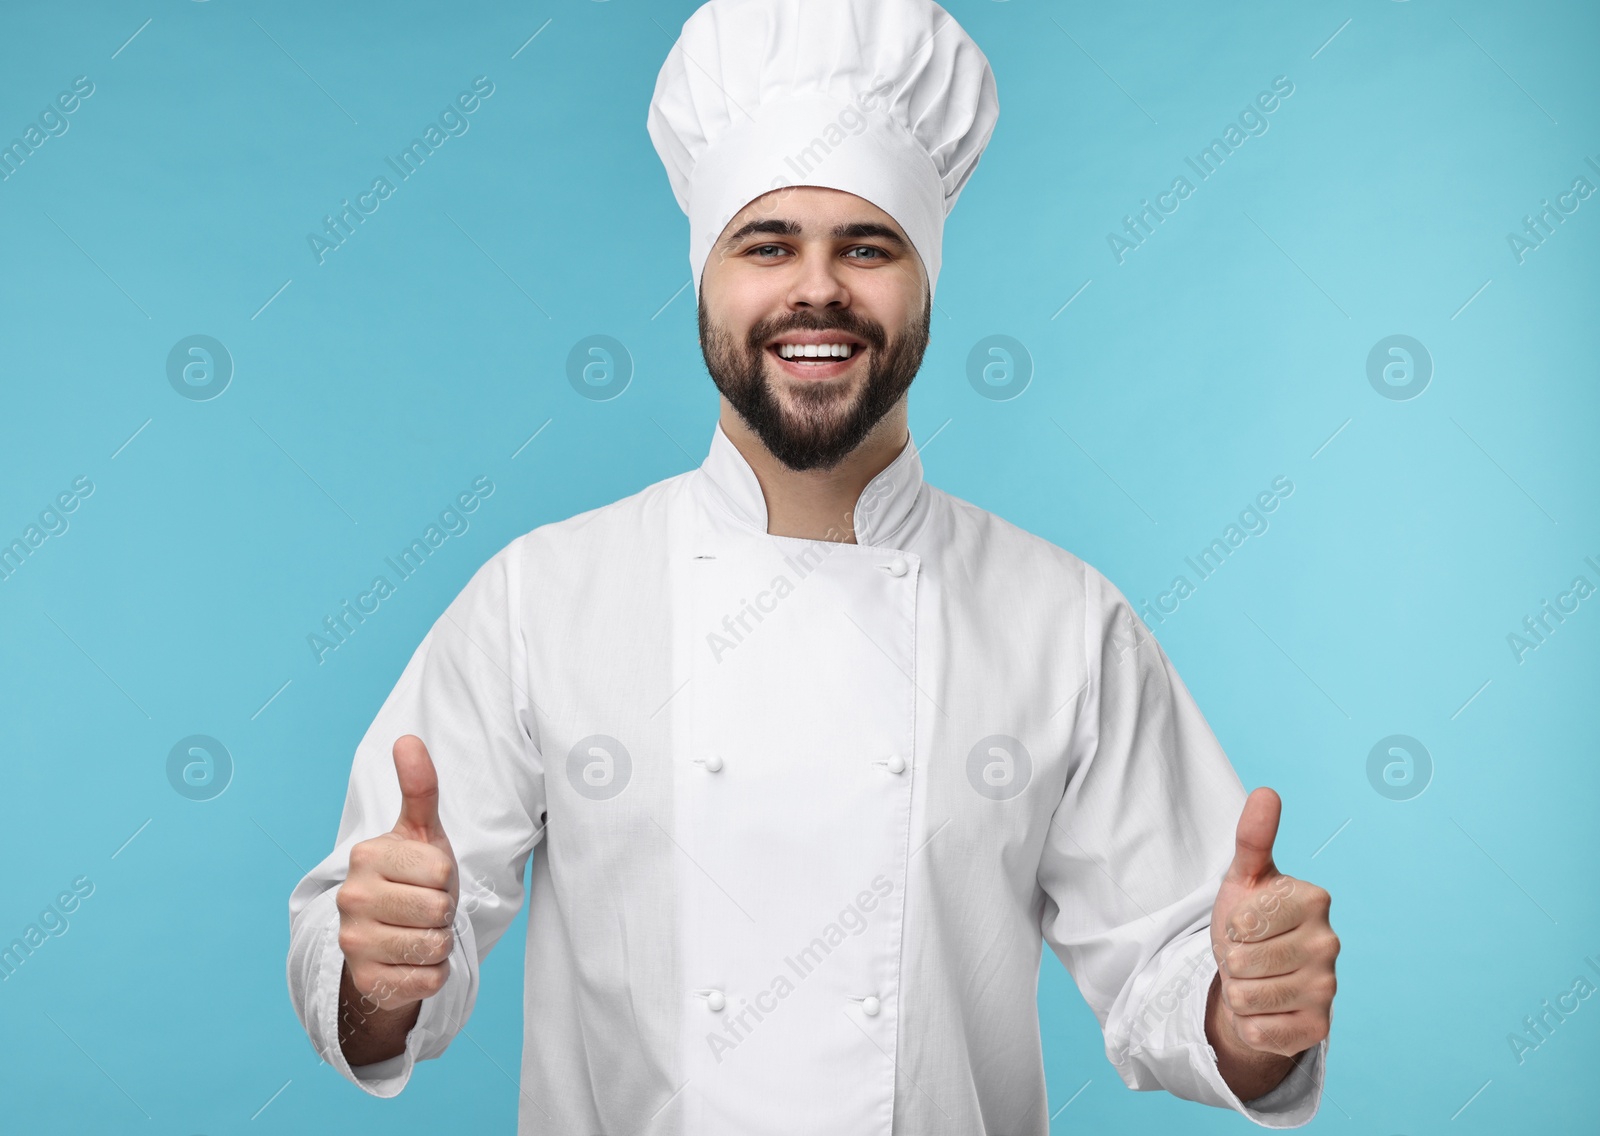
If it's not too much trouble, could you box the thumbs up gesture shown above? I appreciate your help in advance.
[335,736,461,1016]
[1207,788,1339,1072]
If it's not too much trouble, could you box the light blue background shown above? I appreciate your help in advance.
[2,0,1596,1132]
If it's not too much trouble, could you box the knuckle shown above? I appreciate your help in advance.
[422,892,455,927]
[335,885,359,915]
[409,896,454,928]
[1227,945,1254,976]
[423,850,455,888]
[1245,1019,1284,1051]
[411,961,449,997]
[1222,946,1243,976]
[348,962,378,995]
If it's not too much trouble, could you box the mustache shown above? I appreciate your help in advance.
[747,311,887,353]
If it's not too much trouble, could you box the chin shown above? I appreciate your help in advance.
[768,367,867,406]
[772,378,863,417]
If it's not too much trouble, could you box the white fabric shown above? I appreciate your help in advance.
[647,0,999,301]
[286,421,1328,1133]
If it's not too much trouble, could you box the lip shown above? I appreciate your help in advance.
[765,342,864,381]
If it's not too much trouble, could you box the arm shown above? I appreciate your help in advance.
[1036,567,1326,1127]
[286,536,547,1094]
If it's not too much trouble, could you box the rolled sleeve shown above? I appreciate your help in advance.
[1120,923,1326,1127]
[287,885,481,1095]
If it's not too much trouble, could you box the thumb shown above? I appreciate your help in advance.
[1226,786,1281,886]
[391,734,445,844]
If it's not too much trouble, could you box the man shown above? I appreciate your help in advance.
[287,1,1338,1131]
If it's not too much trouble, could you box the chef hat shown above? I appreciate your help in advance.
[647,0,998,303]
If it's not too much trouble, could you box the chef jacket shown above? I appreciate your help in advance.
[286,420,1328,1133]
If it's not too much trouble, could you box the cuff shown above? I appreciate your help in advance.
[299,886,480,1096]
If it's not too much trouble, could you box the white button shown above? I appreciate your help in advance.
[885,754,906,775]
[706,990,725,1012]
[861,995,881,1017]
[703,753,724,773]
[887,557,908,577]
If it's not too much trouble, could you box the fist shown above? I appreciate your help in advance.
[1208,787,1340,1059]
[336,735,460,1012]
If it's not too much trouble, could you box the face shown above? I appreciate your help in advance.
[698,186,931,472]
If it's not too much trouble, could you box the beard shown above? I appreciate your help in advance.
[698,290,931,472]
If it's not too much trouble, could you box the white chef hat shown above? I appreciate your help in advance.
[647,0,998,303]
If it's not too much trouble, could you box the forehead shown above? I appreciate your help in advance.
[717,185,907,244]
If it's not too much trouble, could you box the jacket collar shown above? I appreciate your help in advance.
[695,419,925,548]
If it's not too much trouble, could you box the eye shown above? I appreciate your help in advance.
[747,243,789,258]
[845,245,889,261]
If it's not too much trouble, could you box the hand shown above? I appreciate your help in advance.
[1208,787,1339,1064]
[336,735,460,1014]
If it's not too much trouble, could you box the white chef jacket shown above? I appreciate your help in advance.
[286,420,1328,1133]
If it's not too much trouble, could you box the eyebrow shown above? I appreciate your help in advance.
[720,218,908,252]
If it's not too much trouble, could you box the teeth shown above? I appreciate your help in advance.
[776,343,855,360]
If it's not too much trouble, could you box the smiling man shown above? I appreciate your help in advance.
[286,2,1336,1133]
[698,191,932,537]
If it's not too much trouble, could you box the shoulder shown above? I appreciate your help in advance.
[922,484,1116,594]
[479,469,697,593]
[920,484,1147,653]
[524,470,690,548]
[443,470,691,600]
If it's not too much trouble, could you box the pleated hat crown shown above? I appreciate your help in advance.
[647,0,999,302]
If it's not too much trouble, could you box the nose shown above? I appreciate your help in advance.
[785,248,850,311]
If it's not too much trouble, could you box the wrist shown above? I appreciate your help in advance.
[337,960,422,1067]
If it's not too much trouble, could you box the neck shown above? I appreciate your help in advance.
[718,397,909,543]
